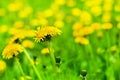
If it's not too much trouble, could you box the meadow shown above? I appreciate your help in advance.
[0,0,120,80]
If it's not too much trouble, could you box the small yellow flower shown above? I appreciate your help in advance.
[102,23,113,30]
[66,0,76,7]
[0,8,6,16]
[22,40,34,49]
[35,26,62,42]
[90,6,102,16]
[13,21,24,28]
[2,43,23,59]
[71,8,81,16]
[111,45,118,52]
[0,60,6,73]
[75,37,89,45]
[41,48,49,54]
[0,25,8,33]
[91,23,101,31]
[54,20,64,28]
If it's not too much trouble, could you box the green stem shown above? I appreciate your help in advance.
[48,41,56,68]
[15,58,26,79]
[22,47,42,80]
[106,31,111,66]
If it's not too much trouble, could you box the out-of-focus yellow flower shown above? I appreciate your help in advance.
[2,43,23,59]
[41,48,49,54]
[18,6,33,18]
[0,25,8,33]
[30,19,40,26]
[91,6,102,16]
[54,0,66,6]
[111,45,118,52]
[82,27,94,36]
[71,8,81,16]
[0,8,6,16]
[103,4,112,11]
[85,0,94,7]
[114,5,120,12]
[117,22,120,29]
[97,47,104,54]
[35,26,62,42]
[54,20,64,28]
[91,23,101,31]
[0,60,6,73]
[102,12,111,22]
[80,11,92,25]
[9,28,35,39]
[13,21,24,28]
[73,22,83,31]
[22,40,34,49]
[73,26,94,37]
[115,16,120,22]
[75,37,89,45]
[43,9,54,17]
[36,12,45,19]
[66,0,76,7]
[102,23,113,30]
[8,2,23,12]
[55,11,64,20]
[97,31,103,38]
[39,18,48,26]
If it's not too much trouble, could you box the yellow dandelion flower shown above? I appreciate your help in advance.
[0,8,6,16]
[73,22,83,31]
[18,6,33,18]
[80,11,92,25]
[22,40,34,49]
[43,9,54,18]
[41,48,49,54]
[91,23,101,31]
[71,8,81,16]
[8,2,23,12]
[90,6,102,16]
[103,4,112,12]
[75,37,89,45]
[0,60,6,73]
[35,26,62,42]
[114,5,120,12]
[0,25,8,33]
[66,0,76,7]
[39,18,48,26]
[102,12,111,22]
[54,20,64,28]
[13,21,24,28]
[111,45,118,52]
[30,19,40,26]
[2,43,23,59]
[97,31,103,38]
[55,11,64,20]
[102,23,113,30]
[54,0,66,6]
[115,15,120,22]
[117,22,120,29]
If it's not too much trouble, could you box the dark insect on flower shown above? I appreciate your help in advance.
[14,38,20,43]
